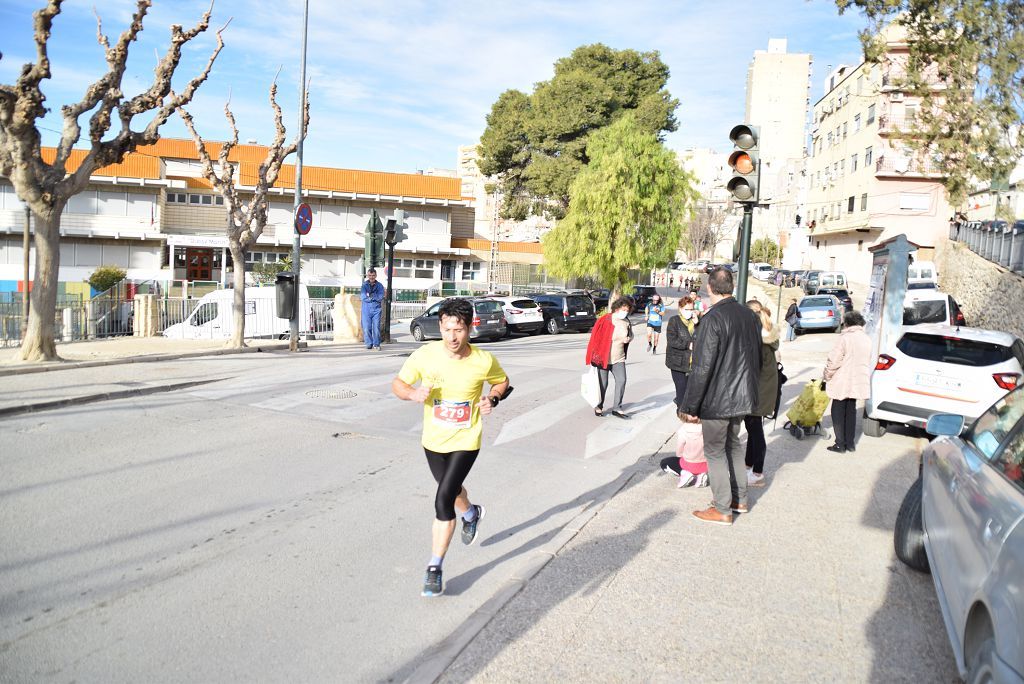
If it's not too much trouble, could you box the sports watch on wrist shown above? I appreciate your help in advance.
[488,395,500,408]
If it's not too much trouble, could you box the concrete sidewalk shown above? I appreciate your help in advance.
[431,422,957,682]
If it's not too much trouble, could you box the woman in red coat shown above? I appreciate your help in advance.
[585,296,635,419]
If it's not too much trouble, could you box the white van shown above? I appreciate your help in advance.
[907,260,938,289]
[751,263,774,281]
[817,271,847,290]
[163,286,312,340]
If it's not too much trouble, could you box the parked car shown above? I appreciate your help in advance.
[802,270,822,294]
[903,290,967,327]
[409,297,506,342]
[486,295,544,336]
[791,270,808,286]
[817,287,853,313]
[751,262,774,281]
[864,324,1024,437]
[703,262,719,274]
[892,384,1024,682]
[588,288,610,312]
[631,285,658,309]
[792,294,843,334]
[526,292,597,335]
[907,260,939,290]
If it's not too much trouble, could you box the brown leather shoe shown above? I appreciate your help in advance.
[731,500,749,514]
[692,506,733,525]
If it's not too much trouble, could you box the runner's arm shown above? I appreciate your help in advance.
[392,376,431,403]
[477,377,511,416]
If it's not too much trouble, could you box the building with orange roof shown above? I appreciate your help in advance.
[0,138,550,299]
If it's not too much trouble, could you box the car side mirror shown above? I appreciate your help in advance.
[925,413,964,437]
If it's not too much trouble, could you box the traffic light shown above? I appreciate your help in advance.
[364,209,385,271]
[727,124,760,203]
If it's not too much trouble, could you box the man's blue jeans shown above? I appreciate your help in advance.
[362,306,381,348]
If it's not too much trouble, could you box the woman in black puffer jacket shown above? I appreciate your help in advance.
[665,295,699,408]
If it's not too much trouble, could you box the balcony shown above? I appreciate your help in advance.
[875,155,942,178]
[877,115,916,135]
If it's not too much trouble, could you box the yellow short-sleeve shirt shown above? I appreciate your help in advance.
[398,341,508,452]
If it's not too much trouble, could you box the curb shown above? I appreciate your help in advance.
[0,377,227,418]
[0,342,291,377]
[402,432,673,684]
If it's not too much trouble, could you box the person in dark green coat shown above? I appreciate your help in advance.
[744,300,779,488]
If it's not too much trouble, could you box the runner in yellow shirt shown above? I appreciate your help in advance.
[392,298,510,597]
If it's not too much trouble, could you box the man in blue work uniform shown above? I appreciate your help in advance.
[361,268,385,350]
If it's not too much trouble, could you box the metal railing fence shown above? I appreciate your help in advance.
[950,219,1024,275]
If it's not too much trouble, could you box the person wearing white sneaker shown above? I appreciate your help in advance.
[743,301,779,488]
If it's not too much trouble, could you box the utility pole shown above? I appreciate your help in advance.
[289,0,310,352]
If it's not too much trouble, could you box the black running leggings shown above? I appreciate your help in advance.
[424,448,479,521]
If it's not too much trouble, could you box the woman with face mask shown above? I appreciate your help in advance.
[584,296,635,419]
[665,295,699,408]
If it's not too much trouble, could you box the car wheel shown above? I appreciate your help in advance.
[863,415,887,438]
[412,325,425,342]
[894,476,930,573]
[546,318,560,335]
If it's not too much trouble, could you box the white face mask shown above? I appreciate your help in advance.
[614,310,629,320]
[681,310,694,320]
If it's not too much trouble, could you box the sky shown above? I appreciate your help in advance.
[0,0,869,175]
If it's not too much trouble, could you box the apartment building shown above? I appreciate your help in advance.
[805,25,953,281]
[0,139,504,296]
[745,39,813,243]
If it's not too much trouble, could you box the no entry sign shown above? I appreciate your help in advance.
[294,203,313,235]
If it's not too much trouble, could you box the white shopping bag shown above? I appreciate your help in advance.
[580,367,601,407]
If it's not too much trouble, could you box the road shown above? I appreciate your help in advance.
[0,317,679,682]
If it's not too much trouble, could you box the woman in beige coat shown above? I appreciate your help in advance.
[823,311,872,453]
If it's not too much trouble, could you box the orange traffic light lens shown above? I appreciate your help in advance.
[734,153,753,174]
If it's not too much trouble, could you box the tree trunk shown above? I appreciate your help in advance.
[228,243,248,349]
[18,210,60,362]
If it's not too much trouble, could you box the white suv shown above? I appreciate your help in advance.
[487,296,545,335]
[864,324,1024,437]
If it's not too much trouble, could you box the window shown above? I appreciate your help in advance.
[861,193,868,211]
[200,195,213,205]
[993,427,1024,491]
[848,196,855,213]
[899,192,931,211]
[865,146,873,167]
[842,122,848,139]
[851,154,859,172]
[905,104,918,123]
[67,190,97,214]
[414,259,435,279]
[858,240,864,251]
[246,252,264,264]
[867,104,876,124]
[462,261,482,281]
[838,159,845,177]
[167,192,187,204]
[826,132,833,147]
[854,114,861,133]
[190,302,218,326]
[215,196,224,206]
[394,258,414,278]
[856,76,864,94]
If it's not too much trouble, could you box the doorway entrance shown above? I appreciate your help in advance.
[186,248,213,281]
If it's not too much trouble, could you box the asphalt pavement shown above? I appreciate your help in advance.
[0,285,959,682]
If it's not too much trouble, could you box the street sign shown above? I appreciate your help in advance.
[294,203,313,235]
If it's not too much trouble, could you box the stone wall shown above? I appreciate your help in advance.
[935,240,1024,339]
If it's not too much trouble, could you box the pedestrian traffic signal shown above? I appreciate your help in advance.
[727,124,760,203]
[364,209,385,271]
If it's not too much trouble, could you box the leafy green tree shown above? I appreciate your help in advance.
[541,115,697,294]
[750,238,780,265]
[479,44,679,219]
[249,254,292,286]
[87,266,127,294]
[836,0,1023,203]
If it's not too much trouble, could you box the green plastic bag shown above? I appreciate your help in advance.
[786,379,830,428]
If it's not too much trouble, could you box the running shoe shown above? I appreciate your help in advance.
[747,471,766,487]
[422,565,443,597]
[694,473,709,488]
[461,504,485,545]
[677,471,695,488]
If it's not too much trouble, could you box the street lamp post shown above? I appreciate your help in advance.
[382,219,397,344]
[289,0,310,352]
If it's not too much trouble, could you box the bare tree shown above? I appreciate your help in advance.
[0,0,224,361]
[177,81,308,348]
[684,204,730,260]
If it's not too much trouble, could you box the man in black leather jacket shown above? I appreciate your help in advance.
[680,267,762,525]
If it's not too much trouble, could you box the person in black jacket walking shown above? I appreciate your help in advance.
[680,267,762,526]
[665,295,698,407]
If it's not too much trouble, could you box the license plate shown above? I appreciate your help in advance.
[575,312,587,316]
[486,320,499,324]
[914,373,962,391]
[806,311,825,319]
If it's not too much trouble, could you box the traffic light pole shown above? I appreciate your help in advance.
[735,203,754,303]
[382,240,395,344]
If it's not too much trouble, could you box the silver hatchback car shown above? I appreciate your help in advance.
[894,384,1024,682]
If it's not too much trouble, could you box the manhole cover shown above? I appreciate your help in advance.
[306,388,357,400]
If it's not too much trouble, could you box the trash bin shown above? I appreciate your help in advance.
[275,272,296,320]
